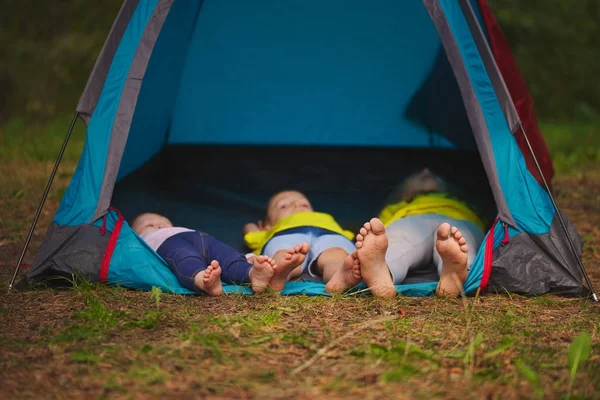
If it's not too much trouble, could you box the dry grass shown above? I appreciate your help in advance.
[0,129,599,399]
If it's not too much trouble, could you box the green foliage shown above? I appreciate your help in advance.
[179,323,228,362]
[515,359,543,397]
[71,351,101,364]
[129,364,170,385]
[464,332,484,367]
[489,0,600,120]
[55,293,123,342]
[0,113,85,163]
[369,340,439,382]
[126,310,164,330]
[150,286,162,311]
[540,121,600,173]
[0,0,123,122]
[567,332,592,397]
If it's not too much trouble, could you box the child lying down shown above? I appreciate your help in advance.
[132,212,301,296]
[243,190,362,294]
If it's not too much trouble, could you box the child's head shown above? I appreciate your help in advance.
[396,168,448,202]
[131,213,173,235]
[265,190,313,227]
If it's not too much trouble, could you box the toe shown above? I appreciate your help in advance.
[301,242,310,253]
[369,218,386,234]
[356,233,364,242]
[461,244,469,253]
[458,237,467,245]
[437,223,451,239]
[359,227,368,236]
[451,226,458,235]
[364,222,372,232]
[356,241,364,249]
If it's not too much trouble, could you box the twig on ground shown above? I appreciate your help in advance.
[291,315,398,375]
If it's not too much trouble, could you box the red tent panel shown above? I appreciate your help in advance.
[477,0,554,186]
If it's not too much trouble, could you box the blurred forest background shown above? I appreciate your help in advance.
[0,0,598,125]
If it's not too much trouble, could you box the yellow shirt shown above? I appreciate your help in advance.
[244,211,354,254]
[379,193,485,231]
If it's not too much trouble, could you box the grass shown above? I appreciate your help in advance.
[540,120,600,173]
[0,115,599,398]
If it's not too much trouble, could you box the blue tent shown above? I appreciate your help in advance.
[18,0,592,298]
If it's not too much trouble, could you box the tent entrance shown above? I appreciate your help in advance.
[112,145,497,252]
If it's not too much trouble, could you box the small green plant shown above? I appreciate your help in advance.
[150,286,162,311]
[126,311,164,330]
[515,360,543,398]
[567,332,592,398]
[71,351,101,364]
[464,332,484,371]
[55,293,122,342]
[369,340,438,382]
[129,364,169,385]
[483,336,514,360]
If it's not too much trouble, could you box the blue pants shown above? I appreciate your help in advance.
[157,231,252,291]
[263,226,355,279]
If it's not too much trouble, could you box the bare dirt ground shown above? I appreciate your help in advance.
[0,159,599,399]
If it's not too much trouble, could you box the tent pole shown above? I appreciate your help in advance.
[8,112,80,290]
[518,125,598,302]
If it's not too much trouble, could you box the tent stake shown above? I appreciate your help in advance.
[8,112,80,290]
[518,125,597,301]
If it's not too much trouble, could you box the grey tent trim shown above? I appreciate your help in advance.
[92,0,175,222]
[27,223,111,285]
[423,0,515,228]
[76,0,141,124]
[485,212,584,296]
[457,0,521,133]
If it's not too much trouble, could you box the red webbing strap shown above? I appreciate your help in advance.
[100,208,124,282]
[480,218,499,290]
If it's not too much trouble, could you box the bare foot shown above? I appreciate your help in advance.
[356,218,396,298]
[436,223,469,297]
[325,251,362,294]
[194,260,223,296]
[270,242,310,291]
[249,255,276,293]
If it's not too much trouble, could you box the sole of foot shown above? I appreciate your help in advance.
[250,255,276,293]
[196,260,223,296]
[355,218,396,298]
[270,242,310,292]
[435,222,469,297]
[325,251,362,294]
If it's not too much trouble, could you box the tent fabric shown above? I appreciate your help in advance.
[24,0,585,298]
[423,0,514,228]
[458,0,520,133]
[55,0,161,227]
[167,1,452,147]
[432,0,555,234]
[117,0,203,181]
[485,212,584,296]
[93,0,174,222]
[28,223,110,283]
[475,0,554,186]
[76,0,141,124]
